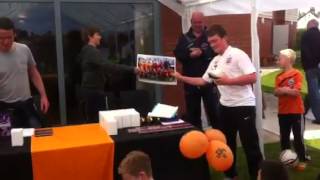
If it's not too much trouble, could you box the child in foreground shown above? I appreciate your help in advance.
[257,160,289,180]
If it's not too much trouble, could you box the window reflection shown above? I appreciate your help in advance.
[0,2,156,124]
[0,2,60,125]
[61,3,155,123]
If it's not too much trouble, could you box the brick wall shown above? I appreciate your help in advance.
[160,4,186,115]
[288,21,297,49]
[258,18,273,66]
[204,14,252,56]
[273,11,286,25]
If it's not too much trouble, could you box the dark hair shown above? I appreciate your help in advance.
[81,26,101,43]
[260,160,289,180]
[0,17,15,30]
[207,24,227,38]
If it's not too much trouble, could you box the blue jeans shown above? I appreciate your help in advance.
[0,98,42,128]
[305,68,320,120]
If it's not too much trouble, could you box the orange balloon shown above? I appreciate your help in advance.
[205,129,227,144]
[179,130,209,159]
[206,140,234,172]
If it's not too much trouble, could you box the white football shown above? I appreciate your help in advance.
[279,149,298,167]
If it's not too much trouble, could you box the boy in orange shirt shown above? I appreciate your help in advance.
[274,49,307,169]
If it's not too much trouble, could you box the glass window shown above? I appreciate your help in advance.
[0,2,60,125]
[61,3,155,123]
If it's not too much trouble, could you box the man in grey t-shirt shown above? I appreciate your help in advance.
[0,17,49,128]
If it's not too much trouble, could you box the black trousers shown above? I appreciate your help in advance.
[184,84,220,129]
[0,98,42,128]
[278,114,306,161]
[79,88,107,123]
[220,105,262,180]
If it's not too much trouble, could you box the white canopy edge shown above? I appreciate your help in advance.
[159,0,320,16]
[159,0,320,33]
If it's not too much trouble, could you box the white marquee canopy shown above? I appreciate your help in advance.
[158,0,320,153]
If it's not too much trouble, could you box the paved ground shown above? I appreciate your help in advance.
[261,67,320,142]
[263,92,320,140]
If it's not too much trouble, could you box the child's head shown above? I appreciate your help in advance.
[277,49,296,69]
[257,160,289,180]
[118,151,153,180]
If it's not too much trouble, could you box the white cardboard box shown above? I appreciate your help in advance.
[105,117,118,135]
[98,109,140,134]
[11,128,24,147]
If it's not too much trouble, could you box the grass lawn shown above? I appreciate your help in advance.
[261,69,308,97]
[210,63,320,179]
[210,140,320,180]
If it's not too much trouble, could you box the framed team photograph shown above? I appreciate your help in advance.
[137,54,177,85]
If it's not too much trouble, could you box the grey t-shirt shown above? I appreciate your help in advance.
[0,42,36,103]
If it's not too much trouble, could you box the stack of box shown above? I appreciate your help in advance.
[99,108,140,135]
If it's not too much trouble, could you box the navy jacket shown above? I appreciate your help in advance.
[174,28,216,91]
[174,28,216,77]
[301,27,320,70]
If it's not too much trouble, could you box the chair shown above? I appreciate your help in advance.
[119,90,153,117]
[77,89,121,123]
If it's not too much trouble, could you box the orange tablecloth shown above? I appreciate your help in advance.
[31,123,114,180]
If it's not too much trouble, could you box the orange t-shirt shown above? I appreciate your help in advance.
[275,68,304,114]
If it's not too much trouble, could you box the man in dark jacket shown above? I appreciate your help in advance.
[301,19,320,124]
[174,12,219,129]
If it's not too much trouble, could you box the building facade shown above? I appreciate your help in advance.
[0,1,298,124]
